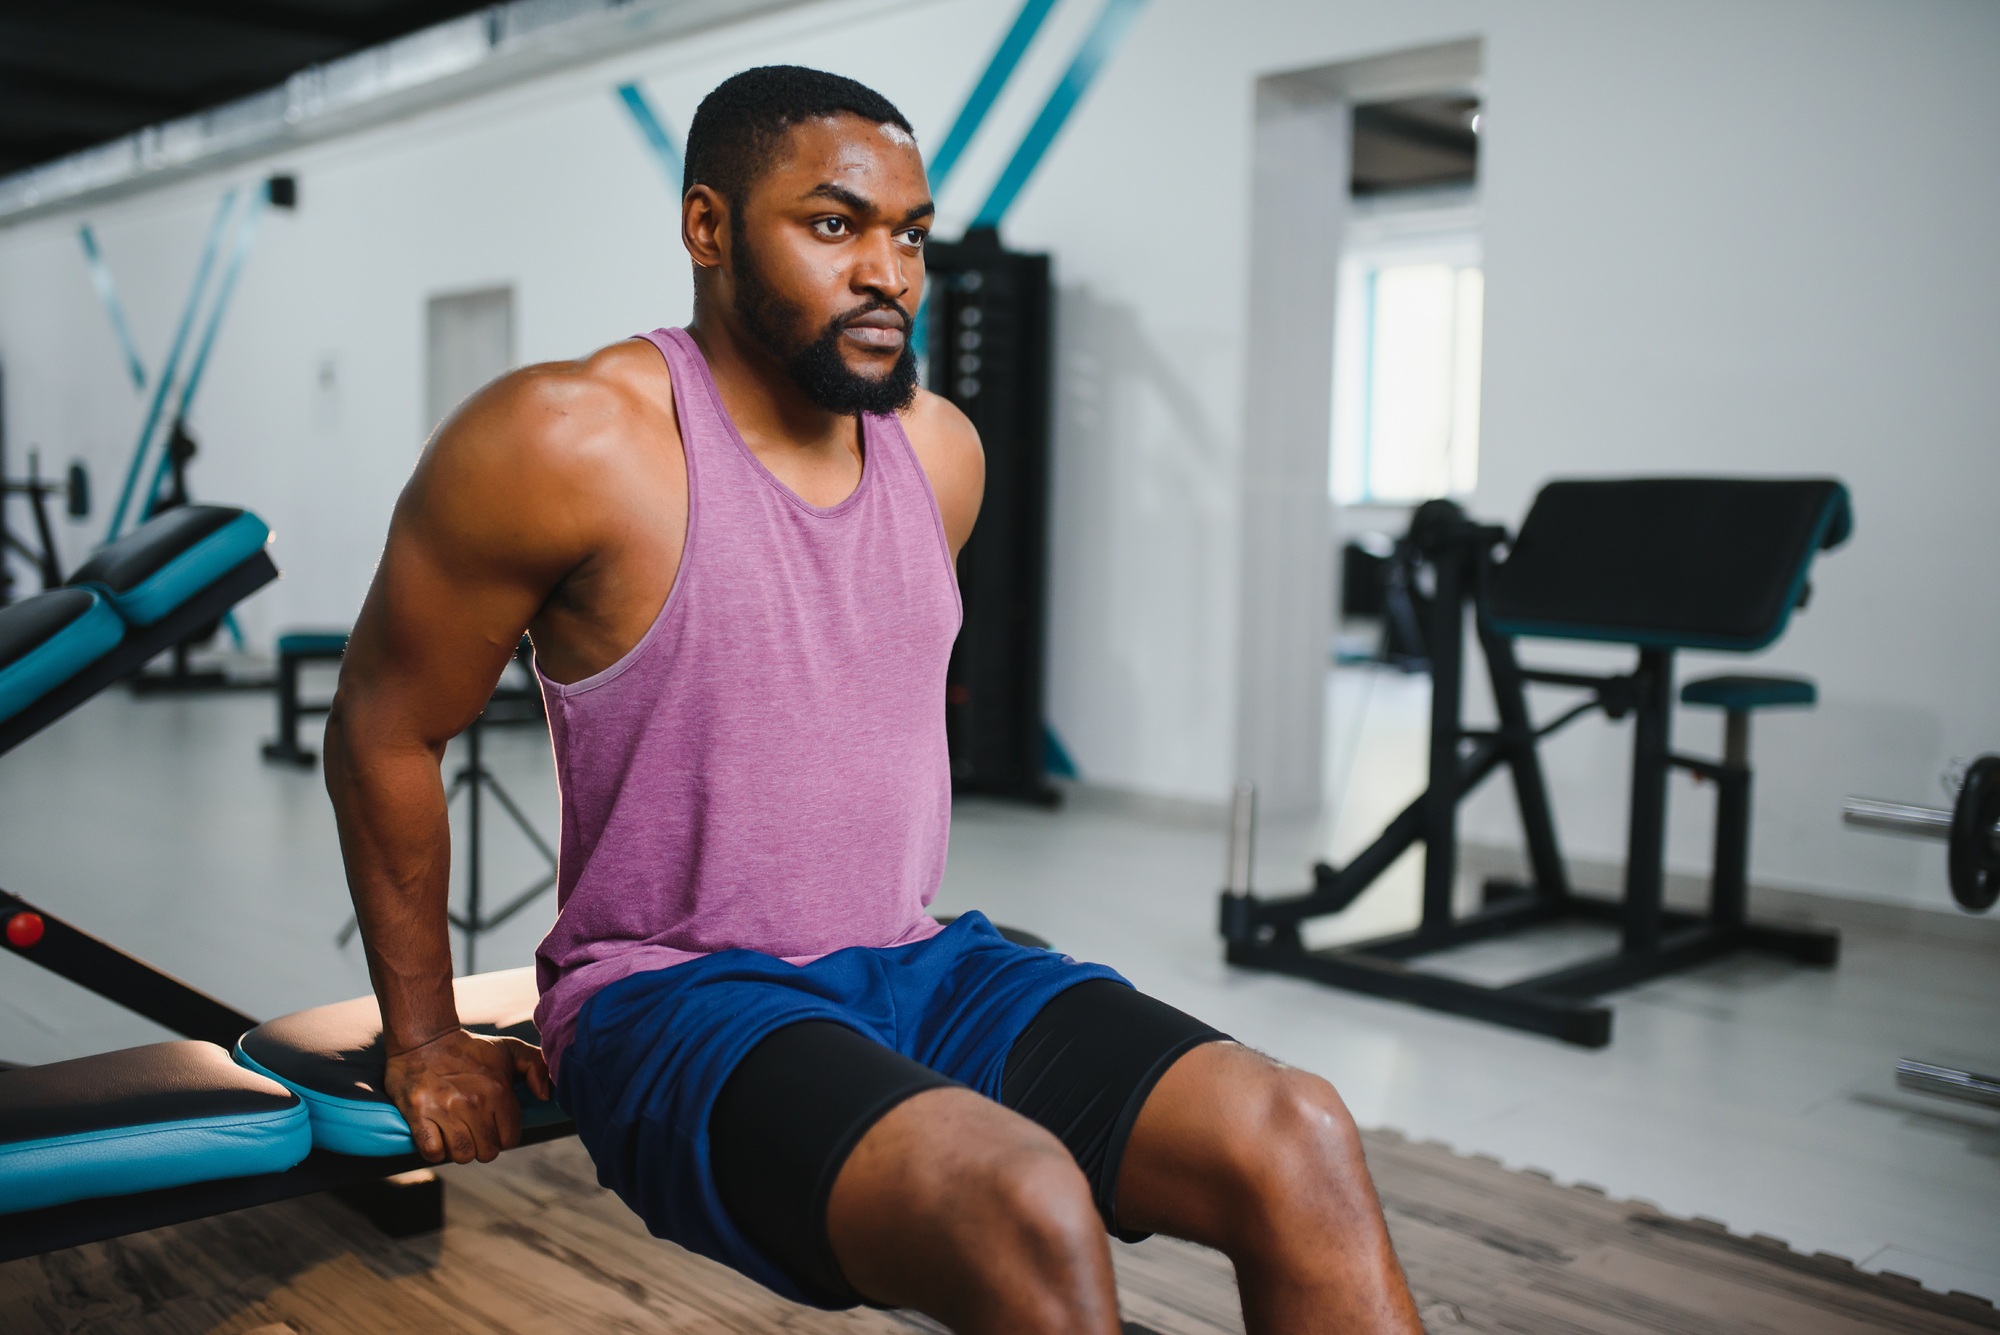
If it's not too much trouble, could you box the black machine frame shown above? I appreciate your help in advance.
[926,229,1057,804]
[1220,503,1838,1048]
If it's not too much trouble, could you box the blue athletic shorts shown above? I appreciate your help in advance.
[555,912,1129,1304]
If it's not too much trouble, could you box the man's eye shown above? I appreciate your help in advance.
[813,218,849,237]
[900,229,927,248]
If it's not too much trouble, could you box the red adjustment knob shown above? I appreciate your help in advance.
[5,912,44,949]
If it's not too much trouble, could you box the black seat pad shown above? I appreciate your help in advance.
[0,589,100,672]
[0,1041,296,1145]
[239,968,540,1102]
[67,507,247,594]
[1488,478,1850,650]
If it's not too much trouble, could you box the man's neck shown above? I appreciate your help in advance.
[686,304,859,461]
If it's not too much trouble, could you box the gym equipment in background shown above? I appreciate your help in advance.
[1338,532,1430,671]
[927,229,1057,803]
[1222,478,1853,1047]
[0,366,92,608]
[1842,758,2000,1110]
[261,629,351,765]
[0,505,274,749]
[1845,756,2000,915]
[334,638,553,975]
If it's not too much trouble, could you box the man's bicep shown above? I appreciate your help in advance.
[904,390,986,557]
[341,409,579,747]
[342,509,550,747]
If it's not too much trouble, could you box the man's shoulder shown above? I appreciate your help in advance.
[434,338,678,485]
[898,387,982,467]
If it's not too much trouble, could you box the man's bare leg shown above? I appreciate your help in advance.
[1116,1042,1422,1334]
[826,1087,1122,1335]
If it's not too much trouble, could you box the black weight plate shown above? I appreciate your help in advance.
[1947,754,2000,913]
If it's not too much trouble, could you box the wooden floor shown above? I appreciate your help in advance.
[3,1131,1994,1334]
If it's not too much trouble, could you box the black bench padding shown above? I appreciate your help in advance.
[1487,478,1851,651]
[67,507,245,595]
[0,1041,296,1146]
[0,589,101,672]
[239,969,540,1106]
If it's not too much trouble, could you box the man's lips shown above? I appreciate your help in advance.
[840,308,909,350]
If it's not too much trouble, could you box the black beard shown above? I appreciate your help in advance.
[732,233,919,416]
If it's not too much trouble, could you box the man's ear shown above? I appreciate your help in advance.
[683,185,729,269]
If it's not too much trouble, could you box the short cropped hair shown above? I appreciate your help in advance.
[682,66,914,211]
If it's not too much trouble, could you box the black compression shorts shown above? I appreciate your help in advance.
[708,978,1226,1305]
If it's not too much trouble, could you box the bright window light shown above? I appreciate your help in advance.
[1332,259,1483,505]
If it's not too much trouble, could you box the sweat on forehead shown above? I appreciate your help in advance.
[683,65,916,209]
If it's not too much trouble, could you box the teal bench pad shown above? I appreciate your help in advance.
[0,1041,310,1214]
[0,588,124,725]
[68,506,270,626]
[1680,675,1816,711]
[235,967,563,1157]
[277,631,350,658]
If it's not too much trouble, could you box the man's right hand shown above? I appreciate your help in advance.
[386,1028,553,1164]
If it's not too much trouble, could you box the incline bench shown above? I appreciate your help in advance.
[1221,477,1852,1047]
[0,505,570,1258]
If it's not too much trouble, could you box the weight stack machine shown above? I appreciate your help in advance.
[925,229,1056,803]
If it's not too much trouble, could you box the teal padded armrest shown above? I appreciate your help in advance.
[0,1041,309,1214]
[0,589,125,725]
[1680,674,1816,711]
[236,968,563,1156]
[69,506,271,626]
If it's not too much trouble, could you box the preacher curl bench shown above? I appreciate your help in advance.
[0,506,569,1259]
[1222,477,1853,1047]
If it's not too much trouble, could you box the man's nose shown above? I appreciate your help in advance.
[852,231,909,299]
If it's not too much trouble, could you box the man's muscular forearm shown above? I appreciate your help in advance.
[325,675,552,1164]
[323,702,459,1052]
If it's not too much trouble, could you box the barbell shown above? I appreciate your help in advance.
[1843,753,2000,913]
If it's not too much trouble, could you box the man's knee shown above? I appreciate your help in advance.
[960,1140,1106,1292]
[1219,1064,1376,1241]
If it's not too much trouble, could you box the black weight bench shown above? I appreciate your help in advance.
[1222,477,1852,1047]
[0,504,275,756]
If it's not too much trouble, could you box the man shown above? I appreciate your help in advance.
[326,65,1420,1334]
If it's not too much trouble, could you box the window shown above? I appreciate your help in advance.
[1331,243,1483,506]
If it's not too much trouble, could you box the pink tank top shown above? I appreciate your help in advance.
[531,328,955,1074]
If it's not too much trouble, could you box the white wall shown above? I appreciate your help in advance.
[1,0,1994,915]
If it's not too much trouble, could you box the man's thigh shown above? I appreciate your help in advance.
[994,979,1227,1237]
[712,975,1224,1311]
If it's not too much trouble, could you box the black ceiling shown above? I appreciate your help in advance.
[1352,95,1479,197]
[0,1,496,178]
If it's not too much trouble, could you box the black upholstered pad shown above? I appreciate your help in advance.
[238,968,540,1103]
[0,588,99,672]
[1487,478,1850,651]
[0,1041,297,1146]
[68,507,245,594]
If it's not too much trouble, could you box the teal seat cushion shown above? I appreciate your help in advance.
[0,1041,310,1214]
[236,968,563,1156]
[1680,674,1816,711]
[277,631,349,658]
[69,506,270,626]
[0,588,125,725]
